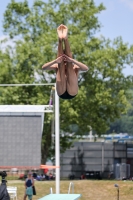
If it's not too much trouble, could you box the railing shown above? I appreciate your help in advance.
[50,187,53,194]
[49,182,74,194]
[68,182,74,194]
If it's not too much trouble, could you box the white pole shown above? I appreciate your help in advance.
[90,127,92,141]
[55,84,60,194]
[0,83,55,86]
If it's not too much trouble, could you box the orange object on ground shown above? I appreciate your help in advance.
[0,165,60,170]
[40,165,60,169]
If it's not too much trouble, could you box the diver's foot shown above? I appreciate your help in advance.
[61,24,68,40]
[57,24,63,40]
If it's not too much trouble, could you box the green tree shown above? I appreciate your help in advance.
[107,89,133,135]
[1,0,133,162]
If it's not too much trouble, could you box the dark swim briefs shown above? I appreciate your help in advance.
[59,90,76,100]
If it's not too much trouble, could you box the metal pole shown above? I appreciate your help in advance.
[117,188,119,200]
[114,184,119,200]
[0,83,55,86]
[55,84,60,194]
[102,142,104,174]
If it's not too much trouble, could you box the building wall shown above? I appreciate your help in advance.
[60,142,133,179]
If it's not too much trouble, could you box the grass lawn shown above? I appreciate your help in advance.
[7,179,133,200]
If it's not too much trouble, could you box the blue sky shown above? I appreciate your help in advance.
[95,0,133,44]
[0,0,133,75]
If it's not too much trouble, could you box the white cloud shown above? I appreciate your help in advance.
[119,0,133,11]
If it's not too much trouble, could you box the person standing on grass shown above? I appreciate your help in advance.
[23,172,34,200]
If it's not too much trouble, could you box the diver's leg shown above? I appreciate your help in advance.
[62,25,78,95]
[61,25,72,57]
[66,64,78,96]
[57,24,64,56]
[64,37,73,58]
[56,27,66,95]
[57,39,63,57]
[56,62,66,96]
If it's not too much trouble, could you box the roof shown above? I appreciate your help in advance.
[0,105,53,113]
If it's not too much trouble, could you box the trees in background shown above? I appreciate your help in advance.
[107,89,133,135]
[0,0,133,162]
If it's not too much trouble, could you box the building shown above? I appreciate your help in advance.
[60,141,133,179]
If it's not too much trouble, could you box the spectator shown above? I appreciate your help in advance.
[49,173,53,180]
[33,172,37,179]
[80,174,85,180]
[42,174,45,181]
[36,175,41,181]
[23,172,34,200]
